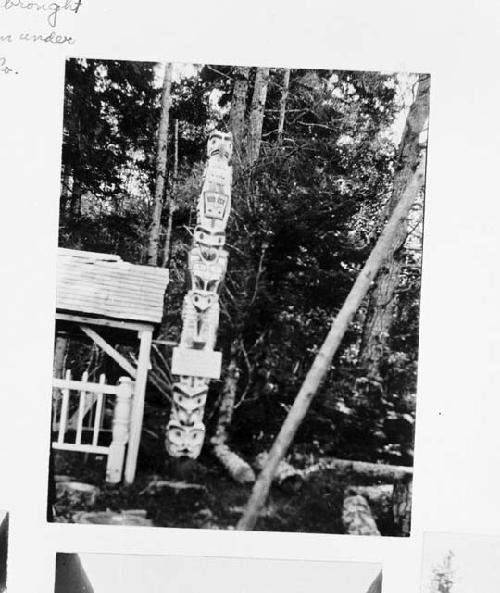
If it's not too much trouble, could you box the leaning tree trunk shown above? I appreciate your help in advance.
[211,343,256,483]
[146,62,173,266]
[246,67,270,167]
[236,155,427,530]
[359,74,430,381]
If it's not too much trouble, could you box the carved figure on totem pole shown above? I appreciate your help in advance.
[179,291,220,350]
[166,420,206,458]
[165,130,233,459]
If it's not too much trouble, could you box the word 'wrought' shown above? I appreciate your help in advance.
[166,131,233,458]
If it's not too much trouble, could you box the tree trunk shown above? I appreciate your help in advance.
[277,68,291,144]
[61,167,73,214]
[146,62,173,266]
[211,344,256,483]
[236,157,426,530]
[162,118,179,269]
[393,473,412,536]
[246,67,270,167]
[71,177,82,219]
[230,66,250,166]
[359,74,430,380]
[302,456,412,481]
[210,68,269,483]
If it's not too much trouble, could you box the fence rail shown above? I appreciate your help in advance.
[52,370,134,483]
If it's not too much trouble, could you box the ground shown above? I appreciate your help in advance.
[52,450,402,535]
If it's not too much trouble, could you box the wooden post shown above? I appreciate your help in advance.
[106,377,133,484]
[124,329,153,484]
[52,332,68,431]
[57,370,71,444]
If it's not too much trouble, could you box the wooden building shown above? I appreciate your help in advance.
[52,248,169,484]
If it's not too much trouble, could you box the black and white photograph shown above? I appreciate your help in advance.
[47,59,430,535]
[2,1,500,592]
[54,553,382,593]
[421,532,500,593]
[0,512,8,593]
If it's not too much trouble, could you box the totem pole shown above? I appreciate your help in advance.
[166,130,233,458]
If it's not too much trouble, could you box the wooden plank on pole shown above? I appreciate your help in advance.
[124,328,152,484]
[171,347,222,379]
[56,312,154,333]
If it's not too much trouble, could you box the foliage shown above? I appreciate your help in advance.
[58,60,422,470]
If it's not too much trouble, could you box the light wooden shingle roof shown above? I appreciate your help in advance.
[57,248,169,324]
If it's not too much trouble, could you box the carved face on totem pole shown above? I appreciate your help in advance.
[188,246,228,293]
[170,401,205,426]
[198,163,232,229]
[198,189,231,227]
[206,130,233,161]
[166,421,205,458]
[180,291,220,349]
[172,379,208,422]
[194,225,226,248]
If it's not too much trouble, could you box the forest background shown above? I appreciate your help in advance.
[55,60,426,533]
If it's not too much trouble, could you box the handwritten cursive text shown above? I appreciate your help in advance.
[0,0,82,28]
[0,55,18,74]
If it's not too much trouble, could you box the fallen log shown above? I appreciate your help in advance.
[254,452,302,485]
[302,457,413,482]
[255,453,412,483]
[212,443,256,483]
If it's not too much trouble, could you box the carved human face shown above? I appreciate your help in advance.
[166,422,205,457]
[170,402,205,427]
[194,225,226,247]
[191,291,216,312]
[173,389,206,412]
[206,131,233,160]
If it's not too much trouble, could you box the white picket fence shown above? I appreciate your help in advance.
[52,370,134,483]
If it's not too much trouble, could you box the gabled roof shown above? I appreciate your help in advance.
[56,248,169,325]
